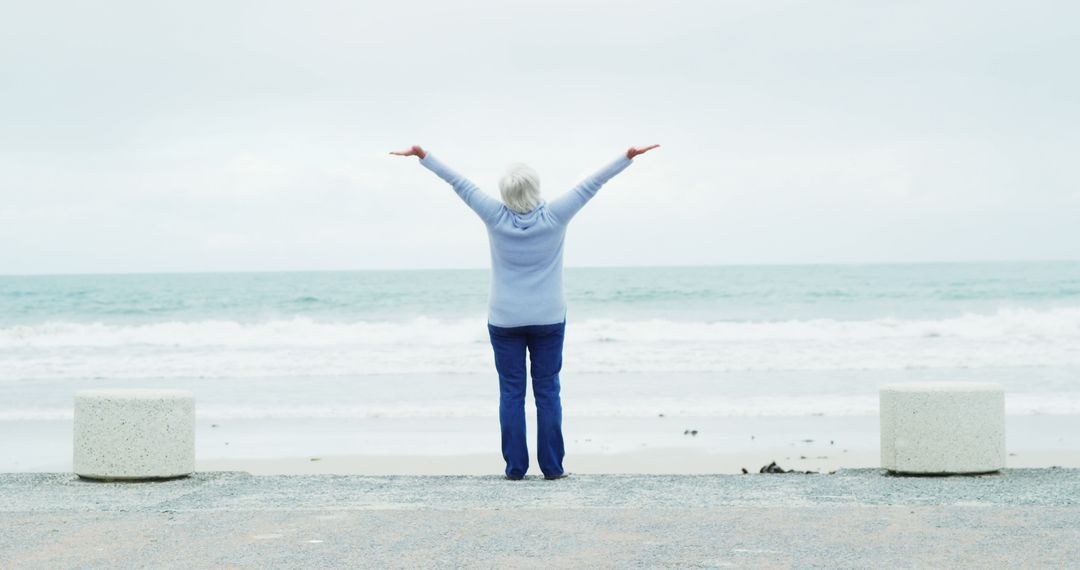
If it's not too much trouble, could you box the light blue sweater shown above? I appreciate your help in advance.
[420,152,634,327]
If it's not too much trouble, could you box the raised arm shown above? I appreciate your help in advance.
[547,144,659,224]
[390,145,503,225]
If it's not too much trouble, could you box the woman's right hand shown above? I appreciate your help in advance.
[390,145,426,159]
[627,144,660,159]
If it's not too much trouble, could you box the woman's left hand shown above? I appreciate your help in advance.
[627,144,660,159]
[390,145,427,159]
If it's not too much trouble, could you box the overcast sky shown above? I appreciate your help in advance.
[2,0,1078,274]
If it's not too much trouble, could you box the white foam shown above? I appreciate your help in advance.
[1,306,1079,379]
[0,316,485,348]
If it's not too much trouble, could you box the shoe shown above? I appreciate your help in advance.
[544,472,569,480]
[505,474,524,481]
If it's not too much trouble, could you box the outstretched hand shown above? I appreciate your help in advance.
[627,144,660,159]
[390,145,426,159]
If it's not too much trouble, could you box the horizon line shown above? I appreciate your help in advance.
[2,258,1078,278]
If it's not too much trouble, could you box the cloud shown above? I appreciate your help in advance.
[1,0,1078,273]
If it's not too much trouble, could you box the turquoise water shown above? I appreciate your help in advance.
[2,262,1079,419]
[2,262,1079,325]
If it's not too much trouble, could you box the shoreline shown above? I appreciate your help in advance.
[196,447,1080,476]
[6,412,1080,474]
[197,448,879,476]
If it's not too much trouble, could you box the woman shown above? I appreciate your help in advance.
[390,143,660,480]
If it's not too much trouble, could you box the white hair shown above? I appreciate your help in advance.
[499,163,542,213]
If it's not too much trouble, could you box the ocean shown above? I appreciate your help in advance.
[2,262,1080,423]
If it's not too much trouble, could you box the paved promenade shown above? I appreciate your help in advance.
[2,469,1079,568]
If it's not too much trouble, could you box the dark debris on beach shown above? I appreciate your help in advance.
[753,461,818,475]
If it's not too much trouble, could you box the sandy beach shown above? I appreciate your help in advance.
[7,412,1080,476]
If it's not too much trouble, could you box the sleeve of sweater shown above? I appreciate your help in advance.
[547,153,633,224]
[419,153,504,225]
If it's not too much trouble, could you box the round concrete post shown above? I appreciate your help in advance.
[73,389,195,481]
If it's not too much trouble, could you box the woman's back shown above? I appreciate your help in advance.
[418,152,633,327]
[485,203,569,327]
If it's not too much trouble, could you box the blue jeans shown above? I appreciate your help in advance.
[487,320,566,478]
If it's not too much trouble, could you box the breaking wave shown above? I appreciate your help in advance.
[2,306,1079,379]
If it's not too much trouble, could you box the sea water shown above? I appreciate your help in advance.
[2,262,1079,421]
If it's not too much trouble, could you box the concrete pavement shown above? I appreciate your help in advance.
[2,469,1079,568]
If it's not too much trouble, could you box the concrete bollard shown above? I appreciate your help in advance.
[880,382,1005,475]
[74,389,195,481]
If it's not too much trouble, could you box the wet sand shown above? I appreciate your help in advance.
[7,413,1080,474]
[197,447,1080,476]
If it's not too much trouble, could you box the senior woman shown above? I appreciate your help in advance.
[391,143,660,480]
